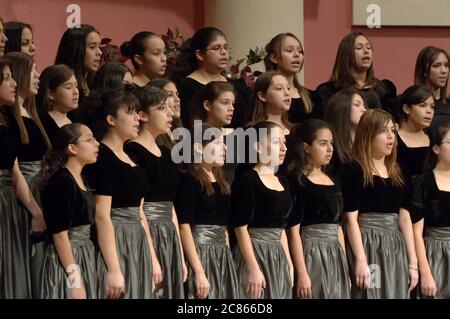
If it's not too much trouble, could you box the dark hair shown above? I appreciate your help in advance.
[415,46,450,103]
[135,84,168,113]
[175,27,226,78]
[120,31,158,70]
[78,85,139,140]
[251,71,292,130]
[190,81,235,127]
[0,57,13,123]
[324,88,365,164]
[424,121,450,171]
[40,123,84,186]
[92,62,130,91]
[264,32,313,113]
[4,21,32,54]
[36,64,75,112]
[4,52,51,146]
[331,32,378,89]
[55,24,99,96]
[283,119,332,180]
[182,122,230,196]
[397,85,435,121]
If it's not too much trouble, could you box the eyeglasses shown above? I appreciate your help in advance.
[76,137,98,145]
[205,45,229,55]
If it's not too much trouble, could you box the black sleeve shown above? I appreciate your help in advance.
[408,175,426,224]
[124,142,147,168]
[174,174,201,224]
[338,162,363,213]
[230,175,255,227]
[314,81,336,120]
[379,79,398,121]
[43,174,77,234]
[85,160,114,196]
[286,177,302,228]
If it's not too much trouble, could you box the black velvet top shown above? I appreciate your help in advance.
[40,112,60,143]
[287,93,318,124]
[0,124,17,170]
[231,169,293,228]
[42,168,94,236]
[174,173,231,226]
[408,171,450,227]
[429,99,450,131]
[8,114,48,162]
[84,143,149,208]
[125,142,180,203]
[396,135,429,178]
[287,174,343,227]
[338,161,408,214]
[314,79,397,120]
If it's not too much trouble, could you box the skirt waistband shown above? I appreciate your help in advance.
[192,225,226,245]
[248,228,282,242]
[302,223,339,241]
[19,160,42,180]
[68,224,92,241]
[143,201,173,223]
[111,206,141,223]
[425,227,450,240]
[0,169,13,186]
[358,213,399,231]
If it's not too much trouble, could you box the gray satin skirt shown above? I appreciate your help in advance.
[301,224,350,299]
[20,160,47,299]
[0,169,31,299]
[234,228,292,299]
[346,213,409,299]
[187,225,239,299]
[144,201,184,299]
[97,207,152,299]
[40,225,97,299]
[423,227,450,299]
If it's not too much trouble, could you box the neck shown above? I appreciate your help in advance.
[133,71,152,86]
[254,163,276,175]
[17,95,25,108]
[138,127,157,148]
[201,165,215,180]
[432,87,441,100]
[267,113,284,127]
[49,108,68,118]
[102,131,125,152]
[435,160,450,172]
[281,71,295,86]
[308,164,322,176]
[351,69,367,88]
[64,158,84,178]
[372,155,386,170]
[194,68,223,82]
[351,127,356,143]
[401,119,425,134]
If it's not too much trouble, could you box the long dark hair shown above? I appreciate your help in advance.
[324,88,365,164]
[414,46,450,103]
[78,85,140,140]
[0,57,13,123]
[331,32,378,89]
[264,32,313,113]
[36,64,75,112]
[4,21,32,54]
[92,62,130,91]
[55,24,99,97]
[120,31,158,70]
[182,122,230,196]
[40,123,84,187]
[424,121,450,171]
[283,119,333,181]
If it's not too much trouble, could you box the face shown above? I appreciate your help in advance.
[21,27,36,58]
[0,66,17,105]
[123,71,133,85]
[49,74,79,112]
[140,99,174,137]
[0,22,7,57]
[428,53,449,90]
[84,32,102,72]
[108,105,140,140]
[205,91,235,127]
[29,63,40,96]
[434,130,450,165]
[163,82,180,118]
[350,94,367,127]
[259,75,291,114]
[72,125,99,164]
[200,35,229,72]
[305,128,334,166]
[404,96,435,129]
[258,126,287,168]
[273,36,304,75]
[353,35,373,72]
[140,36,167,78]
[202,132,227,167]
[372,119,396,158]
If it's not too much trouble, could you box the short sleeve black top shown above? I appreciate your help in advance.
[338,161,408,214]
[42,168,94,236]
[287,94,318,124]
[84,143,149,208]
[287,174,343,227]
[124,142,180,203]
[230,170,293,228]
[0,124,17,169]
[396,135,428,178]
[408,171,450,227]
[40,112,60,143]
[429,99,450,131]
[174,173,230,226]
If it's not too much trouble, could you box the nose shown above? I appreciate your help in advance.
[135,112,141,121]
[96,46,102,56]
[11,78,17,88]
[167,105,174,117]
[223,143,228,152]
[31,42,36,52]
[161,52,167,62]
[1,32,7,42]
[174,93,180,103]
